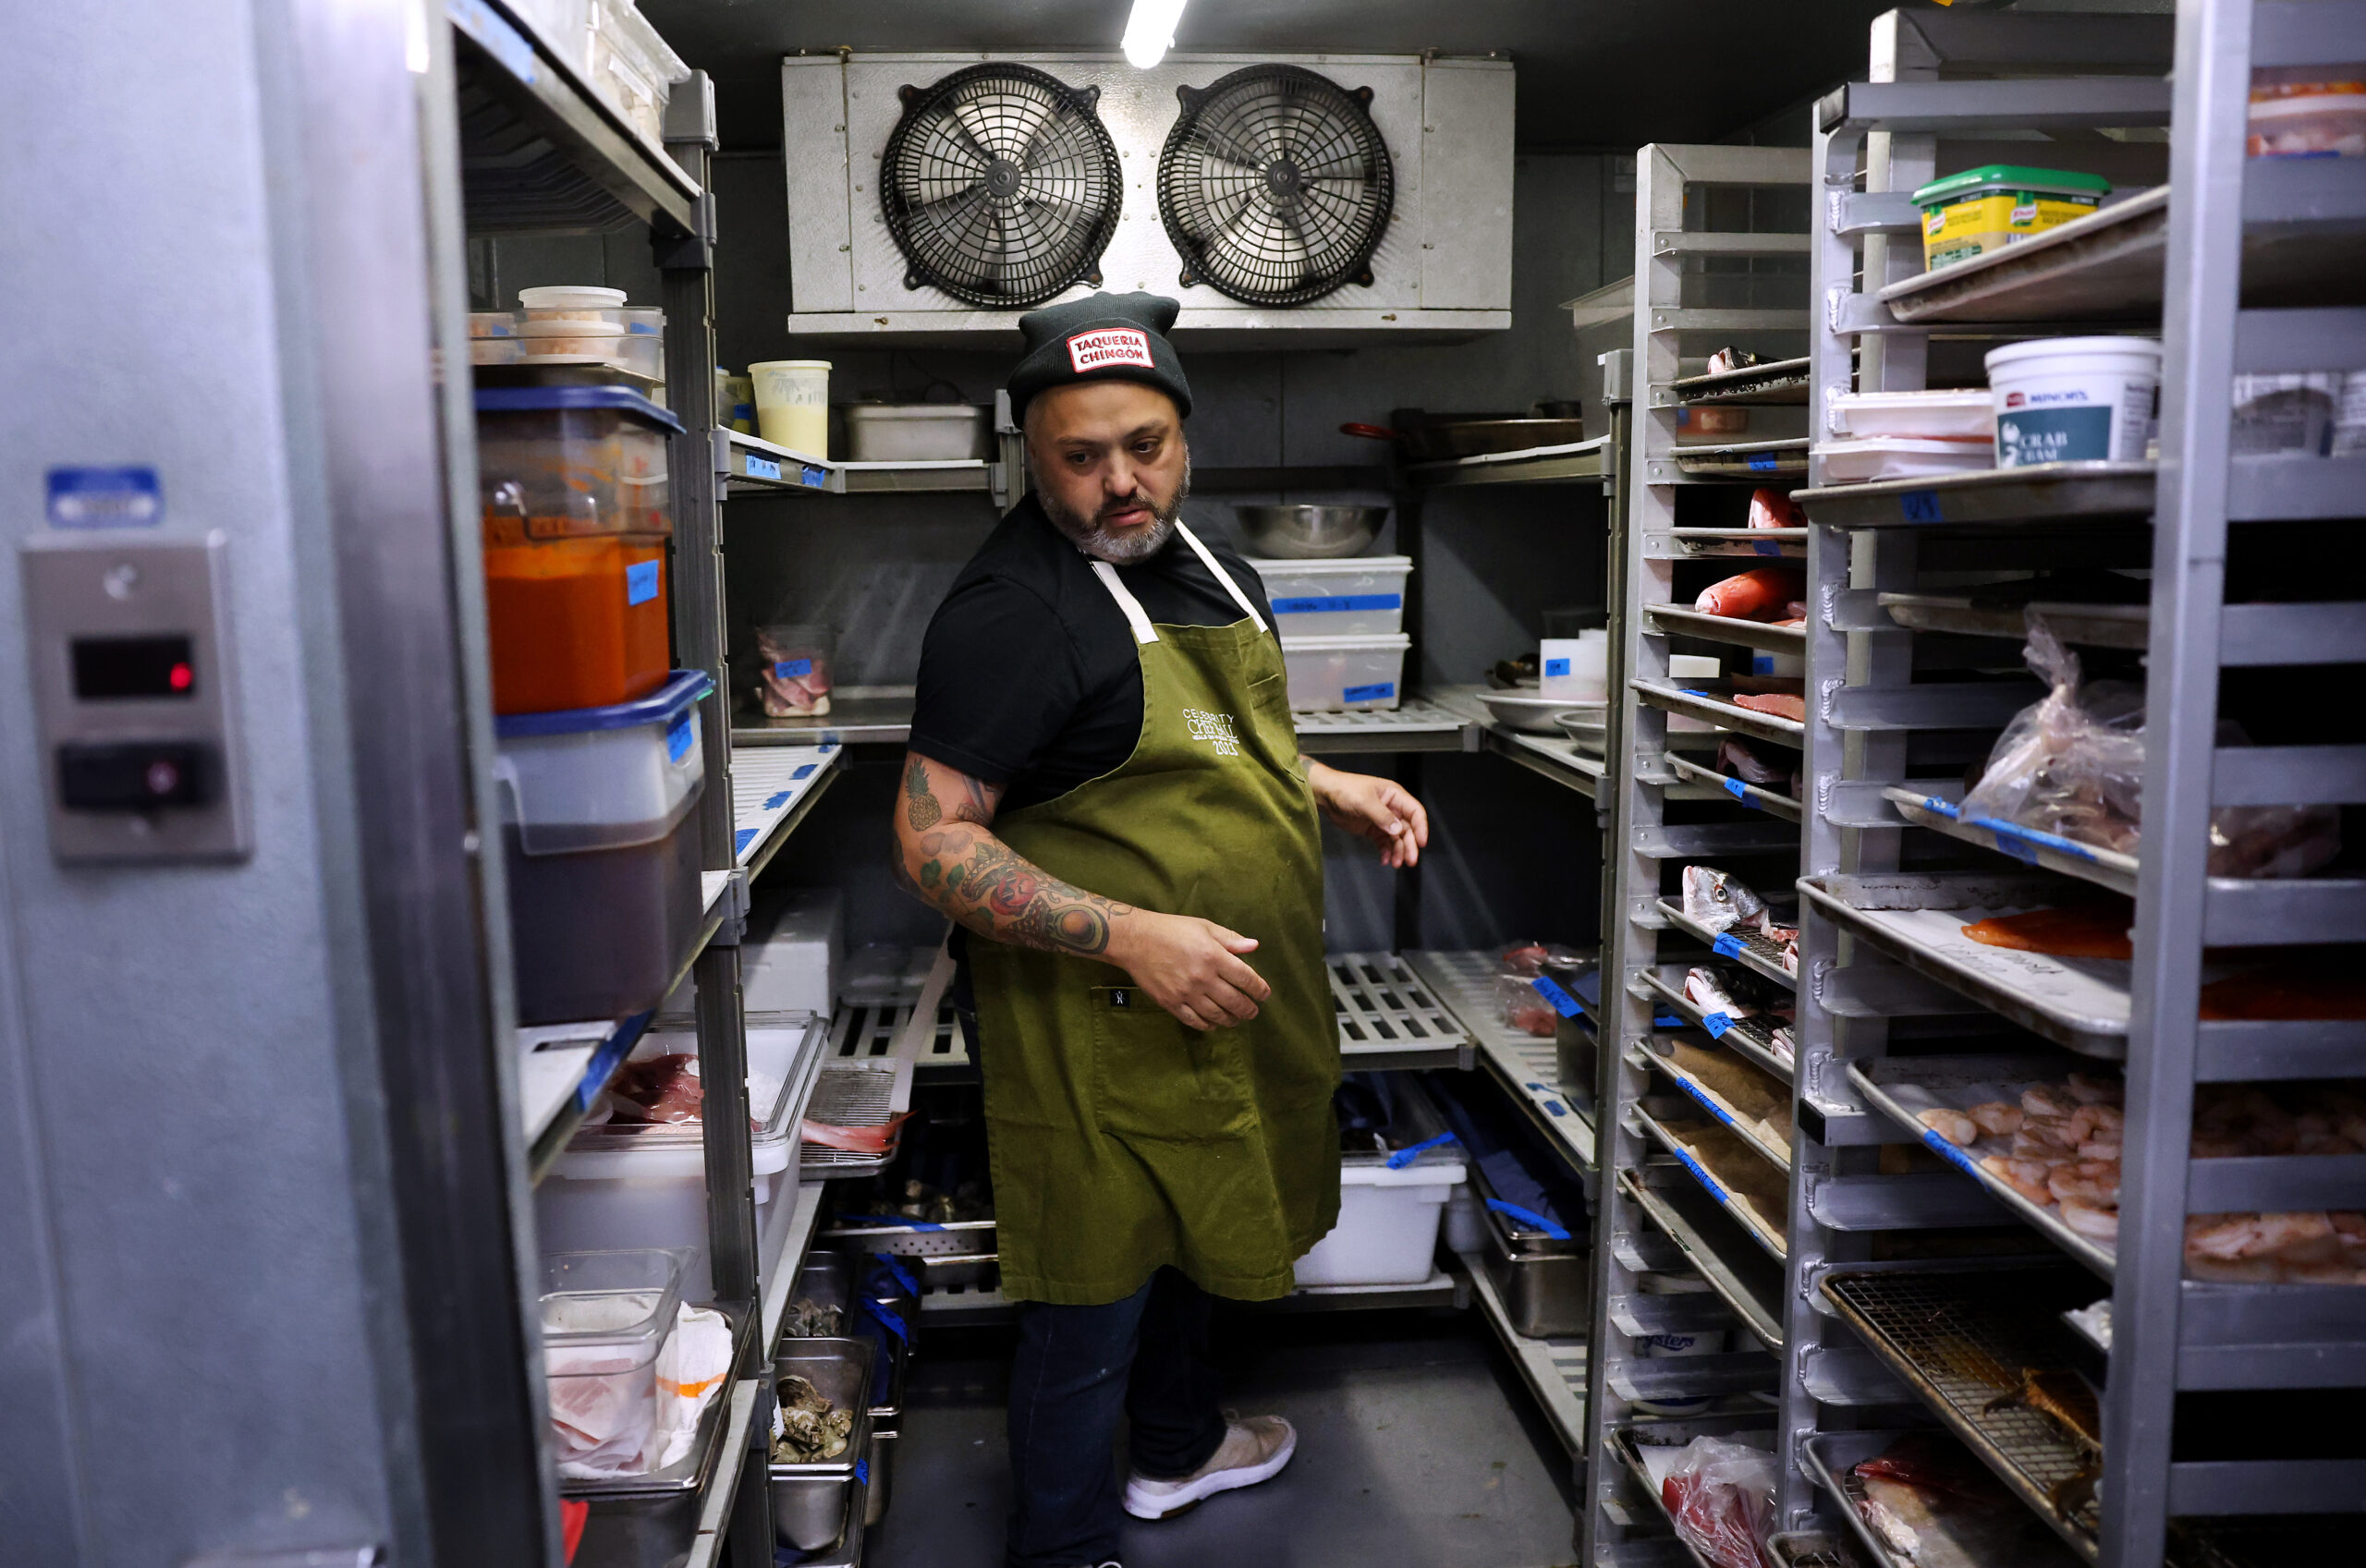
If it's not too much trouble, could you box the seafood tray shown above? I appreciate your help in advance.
[817,1213,995,1282]
[1648,604,1807,658]
[1638,968,1793,1082]
[1665,752,1803,823]
[1674,436,1811,479]
[1609,1427,1780,1568]
[1884,790,2137,899]
[799,1062,906,1177]
[1638,1039,1793,1174]
[1847,1055,2118,1280]
[1672,355,1813,406]
[1634,1107,1790,1262]
[1655,901,1799,992]
[1791,463,2154,533]
[1876,591,2149,652]
[1794,874,2128,1057]
[1801,1429,2088,1568]
[1665,527,1807,561]
[1819,1264,2109,1562]
[1616,1167,1787,1349]
[1633,678,1806,750]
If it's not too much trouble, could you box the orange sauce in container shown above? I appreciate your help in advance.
[484,528,669,714]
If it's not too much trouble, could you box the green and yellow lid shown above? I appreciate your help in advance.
[1912,164,2112,209]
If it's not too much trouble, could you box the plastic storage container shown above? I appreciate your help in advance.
[1987,336,2162,466]
[477,385,681,715]
[750,360,831,456]
[841,403,994,461]
[1539,628,1608,700]
[1279,631,1410,711]
[497,671,712,1024]
[520,318,629,363]
[1814,436,1997,484]
[1911,164,2110,270]
[1248,555,1411,637]
[1825,387,1994,441]
[743,888,846,1015]
[542,1247,686,1476]
[519,284,627,322]
[2248,75,2366,158]
[537,1014,825,1299]
[1296,1078,1466,1287]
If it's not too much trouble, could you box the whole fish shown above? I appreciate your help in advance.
[1684,966,1761,1018]
[1680,866,1767,934]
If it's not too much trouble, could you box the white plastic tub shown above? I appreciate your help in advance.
[1987,336,2162,466]
[538,1015,827,1301]
[1815,435,1996,484]
[842,404,993,461]
[750,360,831,457]
[743,888,845,1016]
[1292,1162,1466,1286]
[1279,632,1409,711]
[1249,555,1411,637]
[519,285,628,322]
[1826,387,1994,441]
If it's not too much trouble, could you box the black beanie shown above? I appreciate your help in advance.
[1006,292,1192,424]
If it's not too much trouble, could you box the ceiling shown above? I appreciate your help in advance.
[641,0,1909,152]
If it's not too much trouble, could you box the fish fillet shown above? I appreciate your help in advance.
[1960,904,2134,960]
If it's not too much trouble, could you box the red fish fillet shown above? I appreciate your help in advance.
[1960,903,2134,960]
[1695,567,1806,621]
[1733,692,1806,722]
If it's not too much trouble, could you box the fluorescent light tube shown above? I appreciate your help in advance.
[1122,0,1187,69]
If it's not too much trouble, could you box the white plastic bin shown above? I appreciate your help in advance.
[1814,436,1996,484]
[743,888,846,1016]
[1279,632,1410,711]
[1987,336,2162,466]
[1249,556,1411,637]
[1825,387,1994,441]
[842,404,994,461]
[538,1015,827,1301]
[1296,1161,1466,1287]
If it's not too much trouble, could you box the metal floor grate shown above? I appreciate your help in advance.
[1822,1267,2106,1548]
[1329,952,1470,1054]
[799,1062,902,1175]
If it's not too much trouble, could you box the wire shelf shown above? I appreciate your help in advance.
[1330,951,1470,1065]
[798,1063,904,1177]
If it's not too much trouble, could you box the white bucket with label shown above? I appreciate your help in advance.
[1986,337,2162,467]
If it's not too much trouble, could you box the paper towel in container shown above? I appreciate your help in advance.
[548,1299,732,1478]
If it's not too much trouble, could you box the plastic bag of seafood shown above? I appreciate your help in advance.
[1661,1436,1781,1568]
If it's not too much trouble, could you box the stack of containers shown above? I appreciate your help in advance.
[782,1251,921,1528]
[1816,387,1996,482]
[475,378,703,1026]
[1251,554,1413,711]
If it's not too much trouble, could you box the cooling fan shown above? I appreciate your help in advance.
[880,64,1123,310]
[1157,65,1395,307]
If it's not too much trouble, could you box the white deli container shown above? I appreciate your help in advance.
[518,285,628,322]
[1825,387,1994,441]
[750,360,831,457]
[1539,628,1609,700]
[1987,336,2163,466]
[842,404,994,461]
[537,1015,828,1301]
[1249,555,1411,637]
[1814,436,1996,484]
[1279,632,1410,711]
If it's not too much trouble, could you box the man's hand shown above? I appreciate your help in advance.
[1106,910,1273,1031]
[1306,760,1430,869]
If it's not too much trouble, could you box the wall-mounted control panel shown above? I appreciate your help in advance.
[20,531,250,862]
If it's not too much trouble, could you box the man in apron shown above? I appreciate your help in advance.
[892,293,1429,1568]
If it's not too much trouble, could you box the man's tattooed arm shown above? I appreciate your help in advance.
[891,751,1134,958]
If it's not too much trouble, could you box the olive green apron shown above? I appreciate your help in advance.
[970,522,1339,1306]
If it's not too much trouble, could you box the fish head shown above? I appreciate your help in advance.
[1680,867,1764,931]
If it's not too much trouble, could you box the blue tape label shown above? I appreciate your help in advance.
[46,466,161,529]
[1752,539,1784,557]
[744,454,782,481]
[1531,975,1581,1018]
[1748,452,1779,471]
[1543,1100,1567,1117]
[626,559,661,606]
[800,465,828,488]
[1702,1011,1733,1039]
[871,1252,921,1295]
[1671,1144,1728,1203]
[1713,932,1747,959]
[1342,682,1395,703]
[1990,828,2041,864]
[865,1302,910,1343]
[856,1459,870,1484]
[1900,490,1945,523]
[1723,776,1750,801]
[790,763,817,781]
[733,826,758,854]
[1923,796,1960,820]
[666,711,693,764]
[1271,593,1402,614]
[774,657,812,678]
[764,790,792,809]
[1544,658,1572,677]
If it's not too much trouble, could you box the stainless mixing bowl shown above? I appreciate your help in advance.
[1232,504,1386,560]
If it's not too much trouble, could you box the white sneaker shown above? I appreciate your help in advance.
[1122,1415,1297,1520]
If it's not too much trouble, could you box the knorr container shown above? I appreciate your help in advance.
[1913,164,2111,270]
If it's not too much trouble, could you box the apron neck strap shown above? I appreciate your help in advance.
[1172,522,1269,636]
[1090,560,1160,645]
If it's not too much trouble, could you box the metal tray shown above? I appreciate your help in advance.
[1633,678,1806,750]
[1616,1167,1786,1349]
[1795,873,2128,1057]
[1845,1055,2118,1281]
[1633,1108,1789,1263]
[1673,356,1813,406]
[1881,187,2169,324]
[1675,436,1811,479]
[1666,527,1807,561]
[1876,590,2148,650]
[1610,1427,1781,1568]
[1770,1532,1862,1568]
[1648,603,1807,657]
[1655,900,1799,993]
[1794,463,2155,531]
[1640,1040,1792,1173]
[1637,967,1794,1082]
[1470,1161,1591,1339]
[781,1251,916,1420]
[768,1339,876,1553]
[1663,753,1804,824]
[770,1471,867,1566]
[1884,788,2138,897]
[818,1214,995,1258]
[1820,1265,2107,1562]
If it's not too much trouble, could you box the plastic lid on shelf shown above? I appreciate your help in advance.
[1911,164,2112,206]
[519,285,628,310]
[495,670,713,740]
[473,383,686,435]
[1244,555,1413,573]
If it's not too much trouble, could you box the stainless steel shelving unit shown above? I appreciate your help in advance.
[1584,140,1815,1568]
[1787,7,2366,1567]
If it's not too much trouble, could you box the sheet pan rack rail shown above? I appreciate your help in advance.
[1615,1168,1787,1352]
[1795,456,2366,532]
[1651,437,1811,485]
[1406,434,1610,488]
[1632,1039,1790,1173]
[1658,754,1802,823]
[1480,725,1607,799]
[446,0,701,237]
[719,430,993,496]
[1656,528,1807,562]
[1644,605,1803,658]
[1630,1111,1789,1264]
[1406,949,1597,1178]
[730,744,844,881]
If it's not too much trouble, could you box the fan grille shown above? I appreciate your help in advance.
[1157,65,1395,307]
[881,64,1121,309]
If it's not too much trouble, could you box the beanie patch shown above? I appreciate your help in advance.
[1066,327,1155,374]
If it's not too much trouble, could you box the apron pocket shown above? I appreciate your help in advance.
[1090,985,1257,1144]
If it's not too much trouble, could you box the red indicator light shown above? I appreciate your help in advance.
[168,662,193,692]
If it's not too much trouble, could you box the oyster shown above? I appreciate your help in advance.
[770,1374,853,1463]
[780,1298,845,1339]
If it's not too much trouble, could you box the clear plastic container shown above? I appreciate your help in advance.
[1279,631,1409,711]
[841,404,994,461]
[543,1247,686,1474]
[519,284,628,322]
[477,386,680,713]
[750,360,831,457]
[619,309,666,384]
[520,319,629,362]
[2248,73,2366,158]
[755,624,834,718]
[1814,435,1996,483]
[498,672,712,1024]
[1825,387,1994,441]
[1249,555,1411,637]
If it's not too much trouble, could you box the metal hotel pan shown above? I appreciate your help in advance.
[784,1249,917,1425]
[769,1337,874,1553]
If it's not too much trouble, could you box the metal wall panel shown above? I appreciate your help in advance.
[781,55,858,314]
[1419,60,1518,310]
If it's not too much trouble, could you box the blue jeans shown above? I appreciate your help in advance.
[1005,1266,1227,1568]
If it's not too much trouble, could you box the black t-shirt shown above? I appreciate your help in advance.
[909,496,1277,812]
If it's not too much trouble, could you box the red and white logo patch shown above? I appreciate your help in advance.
[1066,327,1154,374]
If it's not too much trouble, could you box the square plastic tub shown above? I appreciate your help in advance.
[1825,388,1994,441]
[1814,436,1996,484]
[536,1014,826,1300]
[1248,555,1411,637]
[1298,1076,1466,1287]
[542,1247,686,1477]
[1278,631,1410,711]
[498,672,713,1024]
[477,385,679,541]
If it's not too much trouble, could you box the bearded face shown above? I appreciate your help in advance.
[1032,451,1192,565]
[1021,381,1193,565]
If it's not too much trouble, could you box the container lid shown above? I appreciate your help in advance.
[540,1247,686,1364]
[473,383,686,434]
[1245,554,1412,573]
[1275,631,1412,650]
[495,669,713,740]
[555,1017,824,1178]
[1983,335,2163,371]
[749,359,833,371]
[519,285,628,309]
[521,318,629,337]
[1816,435,1994,454]
[1913,164,2112,206]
